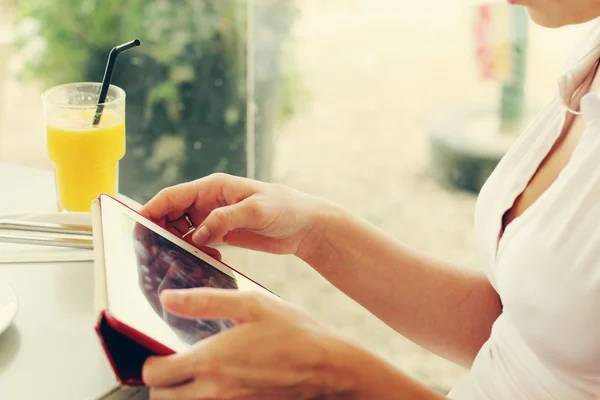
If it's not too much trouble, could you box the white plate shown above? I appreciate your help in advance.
[0,283,17,335]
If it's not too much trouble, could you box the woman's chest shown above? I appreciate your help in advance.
[475,103,600,372]
[495,210,600,373]
[503,114,585,228]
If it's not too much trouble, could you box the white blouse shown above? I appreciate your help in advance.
[448,19,600,400]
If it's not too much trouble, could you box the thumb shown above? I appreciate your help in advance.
[160,288,266,323]
[192,198,264,245]
[197,245,222,261]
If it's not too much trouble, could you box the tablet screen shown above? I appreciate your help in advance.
[100,196,274,353]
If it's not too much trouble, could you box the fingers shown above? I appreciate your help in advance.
[148,379,219,399]
[198,246,222,261]
[142,174,258,227]
[160,288,266,323]
[143,354,198,388]
[191,198,264,245]
[141,181,200,227]
[168,215,195,237]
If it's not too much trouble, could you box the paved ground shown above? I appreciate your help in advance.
[0,0,591,393]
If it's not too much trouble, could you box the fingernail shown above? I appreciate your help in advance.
[192,225,210,244]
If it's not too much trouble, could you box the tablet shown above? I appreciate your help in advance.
[97,194,275,354]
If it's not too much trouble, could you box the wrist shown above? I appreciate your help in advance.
[295,198,350,263]
[318,334,397,399]
[315,334,367,398]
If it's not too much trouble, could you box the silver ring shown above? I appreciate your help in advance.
[182,214,196,238]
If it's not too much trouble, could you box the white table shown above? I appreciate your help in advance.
[0,163,148,399]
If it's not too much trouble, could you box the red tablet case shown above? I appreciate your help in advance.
[94,310,175,386]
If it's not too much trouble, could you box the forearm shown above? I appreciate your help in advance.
[299,203,502,367]
[323,336,447,400]
[349,355,447,400]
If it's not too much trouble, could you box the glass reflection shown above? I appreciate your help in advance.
[132,222,237,345]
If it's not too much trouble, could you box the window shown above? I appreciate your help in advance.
[0,0,590,393]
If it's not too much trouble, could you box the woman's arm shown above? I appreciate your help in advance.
[330,336,448,399]
[298,203,502,368]
[141,174,501,367]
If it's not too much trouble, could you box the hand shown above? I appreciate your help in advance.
[140,173,330,258]
[142,288,360,400]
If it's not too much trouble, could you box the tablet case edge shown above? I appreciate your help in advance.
[93,194,176,386]
[92,196,109,315]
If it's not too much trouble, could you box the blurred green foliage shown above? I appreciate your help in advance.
[15,0,298,202]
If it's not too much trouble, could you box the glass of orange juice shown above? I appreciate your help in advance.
[42,82,126,212]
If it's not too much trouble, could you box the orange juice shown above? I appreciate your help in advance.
[46,109,125,212]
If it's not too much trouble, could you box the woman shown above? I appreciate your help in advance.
[140,0,600,398]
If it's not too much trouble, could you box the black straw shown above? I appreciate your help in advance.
[92,39,141,126]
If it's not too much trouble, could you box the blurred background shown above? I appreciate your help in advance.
[0,0,593,394]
